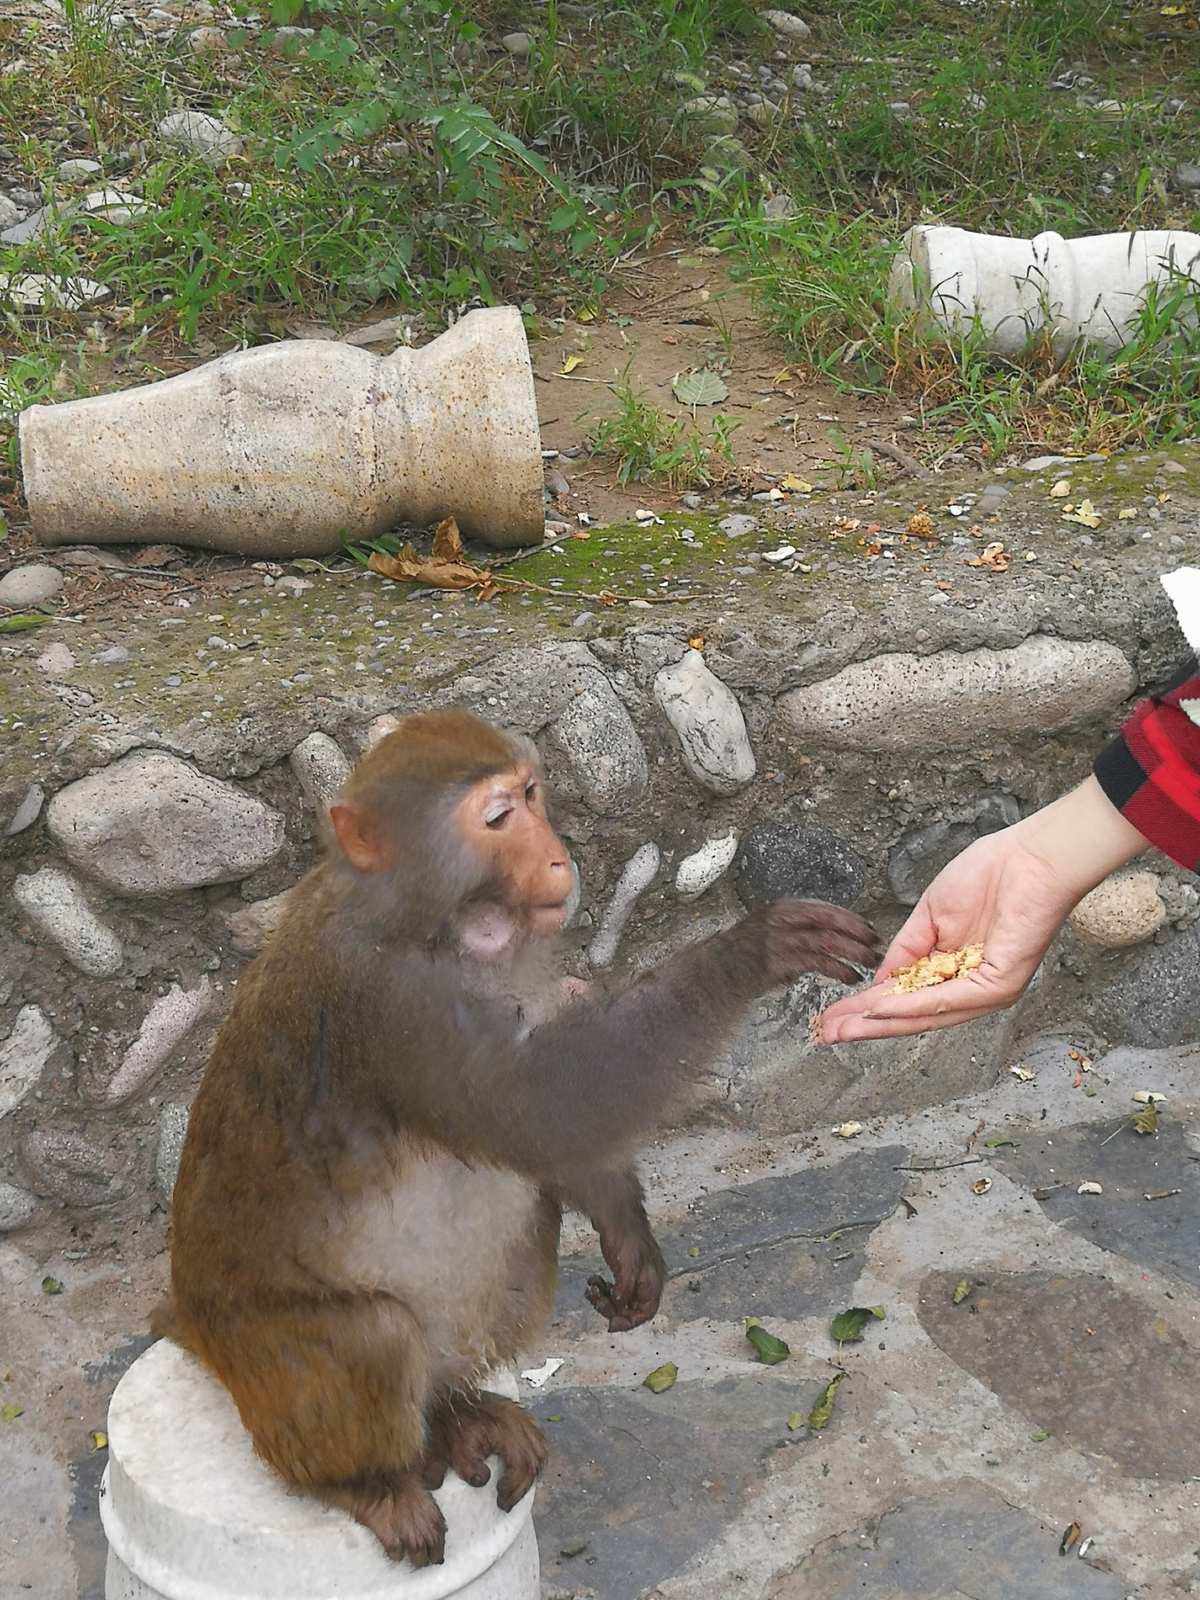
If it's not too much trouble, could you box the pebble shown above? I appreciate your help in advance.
[20,1129,121,1207]
[224,889,292,954]
[5,784,45,837]
[587,844,660,969]
[975,482,1010,516]
[675,833,739,899]
[13,867,124,977]
[681,493,704,510]
[1174,162,1200,191]
[762,9,810,37]
[188,24,229,52]
[1071,871,1165,949]
[792,63,815,90]
[0,194,21,229]
[57,157,102,181]
[274,575,313,596]
[745,100,781,130]
[289,732,352,811]
[157,110,244,165]
[544,679,649,815]
[654,650,757,795]
[0,1006,58,1121]
[2,273,111,309]
[0,563,63,607]
[718,513,758,537]
[103,979,215,1104]
[501,30,532,56]
[269,24,313,52]
[736,823,865,909]
[546,470,571,499]
[93,645,130,665]
[0,1182,37,1232]
[35,642,76,677]
[364,713,402,750]
[47,751,285,895]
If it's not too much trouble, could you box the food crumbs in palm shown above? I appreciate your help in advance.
[892,944,984,994]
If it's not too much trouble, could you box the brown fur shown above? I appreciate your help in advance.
[159,709,879,1565]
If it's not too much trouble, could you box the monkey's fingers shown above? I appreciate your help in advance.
[585,1273,620,1323]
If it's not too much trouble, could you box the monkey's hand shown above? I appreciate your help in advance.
[751,899,880,990]
[586,1227,667,1333]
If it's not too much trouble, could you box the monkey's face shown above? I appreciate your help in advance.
[453,761,573,961]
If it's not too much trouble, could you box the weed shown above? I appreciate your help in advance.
[589,377,738,489]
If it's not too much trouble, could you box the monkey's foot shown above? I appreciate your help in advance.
[322,1473,447,1567]
[422,1391,547,1512]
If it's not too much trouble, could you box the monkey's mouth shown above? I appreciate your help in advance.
[531,900,570,931]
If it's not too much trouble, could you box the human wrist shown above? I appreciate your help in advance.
[1018,776,1150,899]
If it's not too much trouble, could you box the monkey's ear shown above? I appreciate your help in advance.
[329,802,390,873]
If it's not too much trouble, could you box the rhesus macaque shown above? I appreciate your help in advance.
[157,711,878,1566]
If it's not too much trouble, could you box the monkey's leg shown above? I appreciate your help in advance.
[422,1391,547,1513]
[188,1296,447,1566]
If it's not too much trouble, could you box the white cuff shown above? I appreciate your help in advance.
[1162,567,1200,654]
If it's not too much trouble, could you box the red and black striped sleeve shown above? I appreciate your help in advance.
[1094,656,1200,872]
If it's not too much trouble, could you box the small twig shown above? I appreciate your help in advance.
[895,1157,983,1173]
[485,531,578,571]
[869,437,931,479]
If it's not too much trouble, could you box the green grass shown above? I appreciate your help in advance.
[588,376,738,489]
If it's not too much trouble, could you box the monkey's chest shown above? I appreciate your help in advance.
[322,1156,558,1382]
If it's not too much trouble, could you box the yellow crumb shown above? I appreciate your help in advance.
[892,944,983,994]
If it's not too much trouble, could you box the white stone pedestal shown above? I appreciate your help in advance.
[101,1340,539,1600]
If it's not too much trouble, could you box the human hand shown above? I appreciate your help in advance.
[820,778,1150,1043]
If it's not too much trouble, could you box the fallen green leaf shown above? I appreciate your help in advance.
[0,613,49,633]
[744,1318,790,1365]
[41,1276,64,1296]
[786,1411,805,1430]
[952,1280,973,1305]
[1031,1428,1051,1442]
[687,1246,700,1258]
[830,1305,886,1344]
[1,1403,23,1422]
[672,368,729,407]
[546,1414,563,1422]
[1133,1104,1159,1135]
[807,1372,844,1431]
[983,1137,1018,1149]
[643,1362,678,1394]
[90,1430,108,1451]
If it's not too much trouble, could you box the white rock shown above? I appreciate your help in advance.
[587,844,660,970]
[13,867,123,977]
[0,563,63,607]
[188,23,228,52]
[5,783,45,836]
[501,30,532,55]
[290,732,351,811]
[35,642,76,677]
[156,1102,191,1198]
[0,1182,37,1230]
[1070,870,1166,948]
[779,637,1135,753]
[544,679,648,815]
[364,713,402,750]
[158,110,244,165]
[0,195,21,229]
[57,157,102,181]
[762,9,810,37]
[104,979,215,1104]
[269,24,313,51]
[654,650,757,796]
[0,1006,58,1120]
[224,889,292,954]
[273,575,312,596]
[1,274,111,310]
[79,187,151,220]
[675,833,739,899]
[47,751,285,895]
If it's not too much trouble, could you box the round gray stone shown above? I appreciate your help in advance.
[736,823,866,908]
[0,563,64,607]
[887,791,1021,907]
[0,1182,37,1231]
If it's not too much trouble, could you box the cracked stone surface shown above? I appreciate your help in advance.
[10,1034,1200,1598]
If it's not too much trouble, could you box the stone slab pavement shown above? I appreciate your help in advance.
[3,1032,1200,1599]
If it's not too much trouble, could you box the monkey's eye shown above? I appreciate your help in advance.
[484,805,512,830]
[525,781,539,803]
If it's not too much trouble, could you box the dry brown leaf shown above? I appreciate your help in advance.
[968,541,1010,572]
[971,1177,992,1196]
[906,510,936,539]
[431,516,464,562]
[1063,498,1101,528]
[1049,478,1072,499]
[688,633,706,650]
[368,543,489,592]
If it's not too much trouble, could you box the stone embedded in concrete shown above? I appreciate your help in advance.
[289,731,351,812]
[735,822,865,908]
[20,1128,122,1207]
[12,867,124,977]
[0,562,63,607]
[102,979,215,1105]
[587,843,660,969]
[363,712,402,750]
[675,833,739,899]
[1070,869,1165,948]
[156,1102,191,1199]
[4,782,45,836]
[543,678,648,815]
[0,1181,37,1230]
[918,1268,1200,1480]
[887,791,1021,906]
[998,1112,1200,1292]
[0,1005,58,1120]
[46,751,285,895]
[774,1484,1125,1599]
[653,649,756,796]
[1091,921,1200,1047]
[223,889,291,954]
[778,637,1135,753]
[531,1371,828,1600]
[554,1144,906,1331]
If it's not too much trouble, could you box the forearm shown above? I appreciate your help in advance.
[1017,775,1151,901]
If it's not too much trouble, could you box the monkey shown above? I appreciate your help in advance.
[156,710,879,1568]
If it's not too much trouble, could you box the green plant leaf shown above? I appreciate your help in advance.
[672,368,729,406]
[41,1276,64,1296]
[807,1372,844,1431]
[830,1305,886,1344]
[643,1362,678,1393]
[0,614,49,633]
[744,1318,790,1364]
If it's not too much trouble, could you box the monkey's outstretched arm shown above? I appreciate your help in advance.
[361,900,877,1183]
